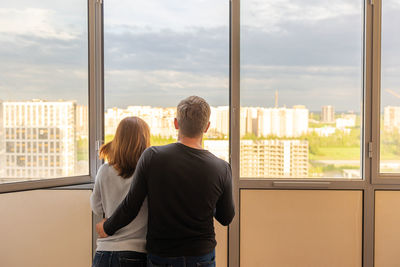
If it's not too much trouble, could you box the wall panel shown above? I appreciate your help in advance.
[375,191,400,267]
[0,190,92,267]
[241,190,363,267]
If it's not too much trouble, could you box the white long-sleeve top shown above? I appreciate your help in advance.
[90,163,148,252]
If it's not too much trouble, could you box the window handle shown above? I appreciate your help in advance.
[273,181,331,188]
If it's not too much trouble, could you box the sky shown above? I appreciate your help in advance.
[0,0,399,111]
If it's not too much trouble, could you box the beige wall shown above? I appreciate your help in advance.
[0,188,368,267]
[0,190,92,267]
[375,191,400,267]
[215,220,228,267]
[241,190,363,267]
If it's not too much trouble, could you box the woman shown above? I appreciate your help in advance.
[91,116,150,267]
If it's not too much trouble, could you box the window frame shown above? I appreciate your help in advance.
[229,0,376,266]
[1,0,399,266]
[0,0,104,194]
[237,0,369,182]
[235,0,372,183]
[371,0,400,184]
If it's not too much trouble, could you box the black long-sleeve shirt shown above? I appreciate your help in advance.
[103,142,235,257]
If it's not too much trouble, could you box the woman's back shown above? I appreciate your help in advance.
[91,163,148,252]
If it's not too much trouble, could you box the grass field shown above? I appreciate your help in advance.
[310,147,360,161]
[311,146,400,161]
[379,149,400,160]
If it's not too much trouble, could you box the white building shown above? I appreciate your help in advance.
[336,114,356,129]
[310,126,337,137]
[204,139,229,162]
[105,105,230,139]
[321,105,335,123]
[209,106,229,137]
[240,107,258,137]
[256,106,309,137]
[104,106,176,138]
[76,105,88,138]
[2,100,77,179]
[204,139,309,178]
[384,106,400,132]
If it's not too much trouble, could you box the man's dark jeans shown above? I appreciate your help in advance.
[92,251,147,267]
[147,250,215,267]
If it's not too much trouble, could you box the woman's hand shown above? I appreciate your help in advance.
[96,218,109,238]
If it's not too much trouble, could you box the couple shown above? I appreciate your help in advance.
[91,96,235,267]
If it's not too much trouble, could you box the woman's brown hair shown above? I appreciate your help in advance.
[99,116,150,178]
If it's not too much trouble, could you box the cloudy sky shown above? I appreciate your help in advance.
[0,0,398,112]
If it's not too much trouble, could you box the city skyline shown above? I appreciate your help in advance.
[2,98,400,180]
[0,98,365,114]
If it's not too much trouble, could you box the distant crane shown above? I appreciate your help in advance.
[386,89,400,99]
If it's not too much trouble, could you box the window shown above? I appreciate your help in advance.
[240,0,364,179]
[104,0,229,161]
[380,0,400,173]
[0,0,89,183]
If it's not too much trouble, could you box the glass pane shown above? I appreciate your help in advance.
[104,0,229,161]
[0,0,89,183]
[380,0,400,173]
[240,0,363,178]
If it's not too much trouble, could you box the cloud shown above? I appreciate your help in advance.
[105,69,228,108]
[102,11,365,110]
[385,0,400,9]
[0,8,79,40]
[0,28,88,105]
[381,1,400,107]
[104,26,229,75]
[0,64,87,103]
[0,0,398,112]
[241,66,362,111]
[241,13,363,67]
[105,0,229,32]
[242,0,361,33]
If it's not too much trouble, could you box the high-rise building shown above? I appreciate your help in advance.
[105,106,177,138]
[257,106,308,137]
[76,105,88,138]
[204,139,309,178]
[209,106,229,137]
[240,107,258,137]
[321,105,335,123]
[292,105,309,136]
[384,106,400,132]
[104,107,124,136]
[160,107,177,138]
[2,100,77,180]
[105,105,232,139]
[103,105,308,140]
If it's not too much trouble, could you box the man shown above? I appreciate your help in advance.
[96,96,235,267]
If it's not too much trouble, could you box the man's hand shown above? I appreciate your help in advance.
[96,218,109,238]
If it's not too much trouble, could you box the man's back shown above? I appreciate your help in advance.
[101,96,235,265]
[146,143,233,256]
[103,142,234,257]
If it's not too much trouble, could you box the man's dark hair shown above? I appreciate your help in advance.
[176,96,211,138]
